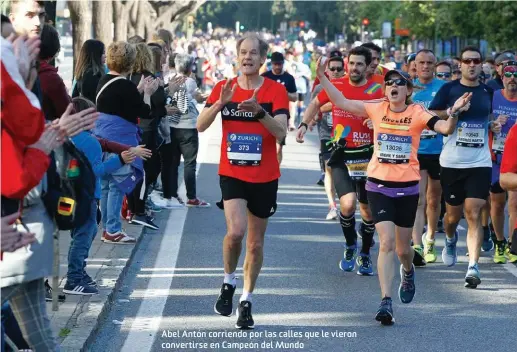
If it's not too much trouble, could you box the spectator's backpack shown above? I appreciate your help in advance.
[43,141,96,230]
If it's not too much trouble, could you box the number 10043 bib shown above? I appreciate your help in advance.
[227,133,263,166]
[376,133,412,164]
[456,122,485,148]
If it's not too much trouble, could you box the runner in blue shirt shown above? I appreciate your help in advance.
[411,50,446,267]
[429,46,502,289]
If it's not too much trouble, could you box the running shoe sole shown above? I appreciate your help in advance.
[375,312,394,326]
[63,289,98,296]
[102,239,136,244]
[465,276,481,289]
[214,304,232,317]
[357,270,374,276]
[129,218,159,230]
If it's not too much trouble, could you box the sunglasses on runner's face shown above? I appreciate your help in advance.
[329,67,344,72]
[436,72,451,78]
[503,69,517,78]
[462,58,482,65]
[385,78,408,87]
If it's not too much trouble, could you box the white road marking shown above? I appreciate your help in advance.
[503,263,517,279]
[121,108,215,351]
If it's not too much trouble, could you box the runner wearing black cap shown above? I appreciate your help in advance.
[262,52,297,164]
[487,51,516,91]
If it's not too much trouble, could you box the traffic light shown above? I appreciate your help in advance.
[299,21,305,28]
[362,18,370,26]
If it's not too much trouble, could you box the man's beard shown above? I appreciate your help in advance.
[349,73,364,83]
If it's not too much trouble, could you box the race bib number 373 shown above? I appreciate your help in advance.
[227,133,262,166]
[456,122,485,148]
[376,133,412,164]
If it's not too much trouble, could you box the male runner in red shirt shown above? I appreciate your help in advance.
[297,46,384,275]
[197,33,289,330]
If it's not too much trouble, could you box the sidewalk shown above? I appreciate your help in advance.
[48,220,147,351]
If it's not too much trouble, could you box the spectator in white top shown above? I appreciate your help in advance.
[161,53,210,208]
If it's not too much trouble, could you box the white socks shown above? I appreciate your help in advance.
[223,272,236,287]
[240,290,252,303]
[223,272,252,302]
[468,260,477,267]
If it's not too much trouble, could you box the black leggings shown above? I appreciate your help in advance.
[127,131,162,215]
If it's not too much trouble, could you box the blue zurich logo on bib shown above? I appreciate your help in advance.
[227,133,263,166]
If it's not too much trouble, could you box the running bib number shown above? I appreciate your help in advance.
[421,129,437,139]
[492,133,506,154]
[376,133,412,164]
[227,133,262,166]
[345,158,369,180]
[456,122,485,148]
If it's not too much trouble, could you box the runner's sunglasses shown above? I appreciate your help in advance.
[329,67,344,72]
[503,68,517,78]
[461,58,482,65]
[385,78,408,87]
[436,72,451,78]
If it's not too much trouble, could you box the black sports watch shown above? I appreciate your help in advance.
[298,122,308,130]
[254,109,266,120]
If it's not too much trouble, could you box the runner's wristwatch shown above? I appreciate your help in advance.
[254,109,266,120]
[450,109,460,118]
[298,122,308,130]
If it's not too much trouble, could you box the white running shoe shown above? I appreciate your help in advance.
[164,197,185,209]
[326,207,338,220]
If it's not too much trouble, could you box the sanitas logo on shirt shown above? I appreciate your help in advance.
[222,106,254,118]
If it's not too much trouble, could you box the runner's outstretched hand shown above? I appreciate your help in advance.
[452,92,472,113]
[218,79,237,105]
[237,88,262,115]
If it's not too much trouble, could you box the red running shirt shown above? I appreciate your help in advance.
[205,77,289,183]
[317,77,384,147]
[501,123,517,174]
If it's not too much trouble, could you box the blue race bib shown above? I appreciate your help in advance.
[227,133,263,166]
[377,133,412,164]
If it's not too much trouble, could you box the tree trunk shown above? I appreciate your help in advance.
[93,0,113,46]
[135,0,146,38]
[113,0,135,42]
[68,0,91,75]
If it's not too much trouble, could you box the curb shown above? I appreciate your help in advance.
[59,225,147,352]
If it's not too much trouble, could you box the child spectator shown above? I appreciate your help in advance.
[63,97,136,295]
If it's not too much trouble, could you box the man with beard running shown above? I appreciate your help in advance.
[306,54,346,221]
[261,52,298,164]
[296,46,384,276]
[411,49,446,266]
[197,33,288,329]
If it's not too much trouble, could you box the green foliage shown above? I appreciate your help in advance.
[195,0,517,50]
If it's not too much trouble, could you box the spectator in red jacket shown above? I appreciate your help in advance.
[38,24,71,120]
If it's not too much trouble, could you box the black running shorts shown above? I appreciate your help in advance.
[440,167,491,206]
[367,191,419,228]
[219,176,278,218]
[320,139,332,162]
[490,181,505,194]
[418,154,441,180]
[331,165,368,204]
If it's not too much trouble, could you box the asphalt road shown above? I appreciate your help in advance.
[90,120,517,352]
